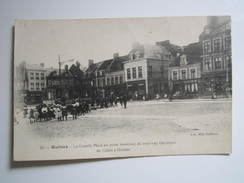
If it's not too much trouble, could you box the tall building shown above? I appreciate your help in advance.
[104,53,128,97]
[168,42,202,98]
[26,63,47,92]
[85,53,128,99]
[199,16,232,95]
[124,41,181,99]
[15,62,48,104]
[46,64,84,102]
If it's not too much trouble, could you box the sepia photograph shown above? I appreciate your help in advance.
[13,16,232,161]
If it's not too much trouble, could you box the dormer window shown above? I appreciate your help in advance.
[180,55,187,66]
[132,53,136,60]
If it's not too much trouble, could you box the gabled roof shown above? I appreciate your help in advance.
[86,62,100,73]
[156,40,182,57]
[98,59,113,71]
[86,55,129,74]
[169,42,202,67]
[109,55,129,72]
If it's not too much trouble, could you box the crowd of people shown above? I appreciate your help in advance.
[24,95,128,124]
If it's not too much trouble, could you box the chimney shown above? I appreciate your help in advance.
[88,59,94,67]
[76,61,80,68]
[113,53,119,61]
[40,63,44,68]
[65,65,68,72]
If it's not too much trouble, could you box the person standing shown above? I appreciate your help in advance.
[72,102,77,120]
[29,109,34,124]
[123,94,127,109]
[62,105,67,121]
[119,96,123,106]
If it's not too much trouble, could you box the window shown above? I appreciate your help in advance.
[190,69,196,79]
[115,76,118,85]
[100,71,105,76]
[173,71,178,80]
[107,78,110,86]
[224,36,231,50]
[132,53,136,60]
[103,78,105,87]
[203,40,211,54]
[181,70,186,80]
[36,73,39,80]
[30,82,34,86]
[213,38,221,52]
[132,67,136,78]
[30,72,34,80]
[36,82,40,90]
[127,68,131,80]
[41,73,45,80]
[225,55,232,69]
[119,76,123,84]
[148,66,152,78]
[214,56,222,70]
[138,66,143,78]
[111,77,114,85]
[204,57,211,71]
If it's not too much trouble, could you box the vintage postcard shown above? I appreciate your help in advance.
[13,16,232,161]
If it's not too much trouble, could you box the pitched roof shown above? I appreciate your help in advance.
[109,55,129,72]
[169,42,202,67]
[86,62,100,73]
[98,59,113,71]
[156,40,182,57]
[86,55,129,73]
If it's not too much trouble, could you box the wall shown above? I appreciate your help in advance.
[124,59,148,82]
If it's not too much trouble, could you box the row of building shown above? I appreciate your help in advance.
[15,16,232,104]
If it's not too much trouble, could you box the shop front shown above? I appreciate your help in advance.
[127,80,146,100]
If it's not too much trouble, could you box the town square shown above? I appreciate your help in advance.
[13,16,232,160]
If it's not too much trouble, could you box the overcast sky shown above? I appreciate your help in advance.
[15,16,207,69]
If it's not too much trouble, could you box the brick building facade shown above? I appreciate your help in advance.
[199,16,232,96]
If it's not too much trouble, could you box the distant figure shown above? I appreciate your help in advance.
[29,109,34,124]
[55,107,62,121]
[114,96,118,106]
[23,106,28,118]
[168,92,173,102]
[156,93,160,100]
[123,95,127,109]
[72,103,78,120]
[62,106,68,120]
[142,95,146,101]
[119,96,123,106]
[34,109,39,122]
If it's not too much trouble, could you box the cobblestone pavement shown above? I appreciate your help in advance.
[14,98,232,140]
